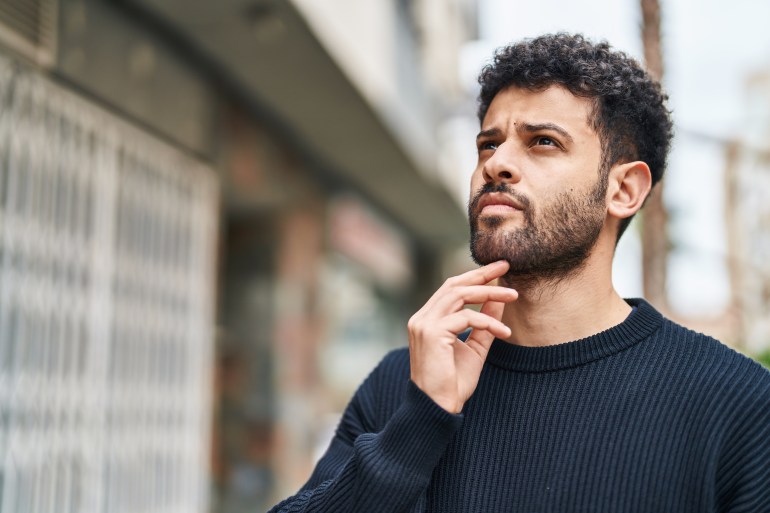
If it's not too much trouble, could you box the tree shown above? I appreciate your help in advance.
[640,0,669,309]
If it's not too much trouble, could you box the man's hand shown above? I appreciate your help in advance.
[407,260,518,413]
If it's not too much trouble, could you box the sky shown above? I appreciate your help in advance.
[460,0,770,317]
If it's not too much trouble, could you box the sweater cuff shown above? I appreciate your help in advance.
[362,380,463,479]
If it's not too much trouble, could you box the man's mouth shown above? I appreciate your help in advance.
[477,192,525,216]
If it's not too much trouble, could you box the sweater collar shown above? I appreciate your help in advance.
[485,298,663,373]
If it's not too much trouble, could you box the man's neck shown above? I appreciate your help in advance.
[498,259,631,347]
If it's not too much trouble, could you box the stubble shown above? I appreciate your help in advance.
[468,179,607,289]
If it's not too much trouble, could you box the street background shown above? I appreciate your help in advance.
[0,0,768,512]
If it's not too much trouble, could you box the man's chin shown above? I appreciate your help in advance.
[477,214,504,229]
[470,254,503,267]
[470,228,511,266]
[469,246,516,269]
[476,214,526,231]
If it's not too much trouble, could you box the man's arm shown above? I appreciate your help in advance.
[267,355,463,513]
[268,261,517,512]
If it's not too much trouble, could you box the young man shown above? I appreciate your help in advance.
[269,33,770,513]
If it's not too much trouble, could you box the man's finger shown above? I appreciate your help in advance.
[450,260,510,287]
[438,308,512,340]
[464,301,507,356]
[419,261,510,312]
[431,285,518,315]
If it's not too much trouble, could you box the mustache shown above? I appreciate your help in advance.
[468,182,532,217]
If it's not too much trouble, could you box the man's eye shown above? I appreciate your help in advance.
[534,137,557,146]
[478,141,498,152]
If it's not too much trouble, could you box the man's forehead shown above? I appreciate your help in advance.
[481,85,595,133]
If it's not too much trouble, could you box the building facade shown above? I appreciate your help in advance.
[0,0,478,511]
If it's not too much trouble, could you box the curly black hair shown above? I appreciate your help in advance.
[477,33,673,240]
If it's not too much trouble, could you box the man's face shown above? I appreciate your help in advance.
[469,85,609,282]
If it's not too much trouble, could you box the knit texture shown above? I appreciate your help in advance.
[269,299,770,513]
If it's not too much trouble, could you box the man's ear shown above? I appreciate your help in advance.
[606,161,652,220]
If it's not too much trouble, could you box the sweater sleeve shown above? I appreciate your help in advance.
[267,353,463,513]
[715,364,770,513]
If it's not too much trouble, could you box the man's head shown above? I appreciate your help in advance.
[468,33,673,284]
[476,33,673,241]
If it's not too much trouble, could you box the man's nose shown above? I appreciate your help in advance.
[482,143,521,184]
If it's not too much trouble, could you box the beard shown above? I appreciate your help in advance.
[468,177,607,286]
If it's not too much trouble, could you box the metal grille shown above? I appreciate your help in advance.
[0,0,56,65]
[0,53,218,513]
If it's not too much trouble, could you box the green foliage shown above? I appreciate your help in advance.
[756,350,770,370]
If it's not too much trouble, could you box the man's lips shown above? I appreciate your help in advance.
[477,192,525,216]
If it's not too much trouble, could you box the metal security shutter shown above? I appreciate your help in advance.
[0,0,56,65]
[0,53,218,513]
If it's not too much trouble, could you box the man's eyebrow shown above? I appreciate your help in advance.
[476,128,502,141]
[518,122,574,143]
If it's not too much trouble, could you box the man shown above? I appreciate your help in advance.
[269,33,770,512]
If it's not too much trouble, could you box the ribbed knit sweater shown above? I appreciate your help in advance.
[269,299,770,512]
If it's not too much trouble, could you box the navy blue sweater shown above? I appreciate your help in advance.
[270,299,770,512]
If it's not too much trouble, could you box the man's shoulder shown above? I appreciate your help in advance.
[379,346,411,368]
[369,347,411,384]
[340,347,411,434]
[351,347,411,400]
[657,315,770,397]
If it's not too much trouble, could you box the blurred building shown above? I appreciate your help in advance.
[0,0,478,512]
